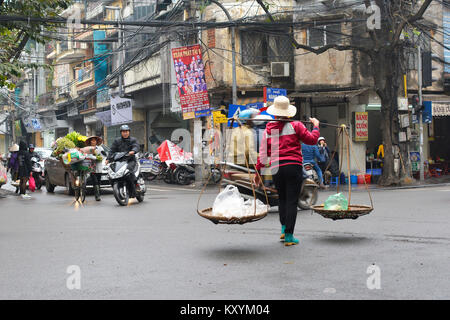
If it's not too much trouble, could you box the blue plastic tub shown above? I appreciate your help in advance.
[350,175,358,184]
[366,168,382,176]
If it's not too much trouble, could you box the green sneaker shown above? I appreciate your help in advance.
[280,225,286,240]
[284,233,299,246]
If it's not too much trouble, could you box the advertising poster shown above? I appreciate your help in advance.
[172,44,210,119]
[355,112,369,141]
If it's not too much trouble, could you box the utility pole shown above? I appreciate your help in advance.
[10,101,15,143]
[209,0,237,105]
[417,45,424,181]
[105,6,123,97]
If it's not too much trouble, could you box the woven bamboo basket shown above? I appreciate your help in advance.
[311,205,373,220]
[197,207,268,225]
[311,125,374,220]
[196,117,269,225]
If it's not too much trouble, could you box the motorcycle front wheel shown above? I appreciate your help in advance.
[175,167,191,185]
[136,193,144,202]
[113,181,129,206]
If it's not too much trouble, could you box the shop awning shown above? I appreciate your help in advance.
[289,88,369,99]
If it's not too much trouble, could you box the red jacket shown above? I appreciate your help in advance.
[256,121,320,171]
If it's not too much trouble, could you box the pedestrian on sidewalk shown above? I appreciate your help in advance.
[17,141,32,198]
[7,144,19,191]
[254,96,321,246]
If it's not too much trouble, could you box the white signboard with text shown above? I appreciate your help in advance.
[110,95,133,126]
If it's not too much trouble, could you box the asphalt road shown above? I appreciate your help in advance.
[0,182,449,299]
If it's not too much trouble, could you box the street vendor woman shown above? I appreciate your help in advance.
[85,136,106,201]
[254,96,320,246]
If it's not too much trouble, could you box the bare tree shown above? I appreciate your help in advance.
[257,0,434,186]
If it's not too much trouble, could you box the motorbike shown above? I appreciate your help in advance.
[139,154,176,184]
[303,162,320,185]
[31,156,45,190]
[173,158,195,185]
[107,152,146,206]
[221,162,319,210]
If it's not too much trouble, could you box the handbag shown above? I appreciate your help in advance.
[29,173,36,192]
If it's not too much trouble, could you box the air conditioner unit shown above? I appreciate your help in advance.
[271,62,290,77]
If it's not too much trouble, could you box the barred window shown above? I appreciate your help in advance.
[241,29,293,65]
[308,23,342,47]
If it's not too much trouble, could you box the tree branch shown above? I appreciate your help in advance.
[392,0,433,45]
[256,0,371,56]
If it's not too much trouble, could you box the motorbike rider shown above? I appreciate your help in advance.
[106,124,140,197]
[301,142,326,189]
[28,144,41,162]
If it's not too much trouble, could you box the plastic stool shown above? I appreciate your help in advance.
[330,177,339,186]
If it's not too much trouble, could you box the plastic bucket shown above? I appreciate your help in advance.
[365,174,372,184]
[350,175,358,184]
[357,175,365,184]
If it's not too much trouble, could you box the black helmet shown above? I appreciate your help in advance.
[120,124,131,132]
[29,144,35,149]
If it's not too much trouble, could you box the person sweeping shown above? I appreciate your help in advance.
[254,96,320,246]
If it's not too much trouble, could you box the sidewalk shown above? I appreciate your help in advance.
[326,175,450,192]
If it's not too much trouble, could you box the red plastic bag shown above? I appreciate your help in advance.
[29,174,36,192]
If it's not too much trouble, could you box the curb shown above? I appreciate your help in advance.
[326,182,450,193]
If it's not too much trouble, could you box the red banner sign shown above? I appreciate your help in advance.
[355,112,368,141]
[172,44,210,119]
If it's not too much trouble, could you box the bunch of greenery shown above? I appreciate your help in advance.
[51,137,75,158]
[65,131,87,148]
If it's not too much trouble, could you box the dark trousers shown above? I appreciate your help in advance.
[19,177,28,195]
[272,165,303,235]
[127,159,137,195]
[90,173,102,187]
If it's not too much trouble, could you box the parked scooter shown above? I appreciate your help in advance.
[173,158,195,185]
[107,152,146,206]
[221,162,319,210]
[31,156,44,190]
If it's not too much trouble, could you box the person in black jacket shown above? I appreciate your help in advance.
[17,141,32,197]
[106,124,140,196]
[28,144,41,162]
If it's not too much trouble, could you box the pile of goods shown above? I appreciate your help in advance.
[0,161,7,186]
[51,132,103,167]
[51,131,87,158]
[212,185,268,218]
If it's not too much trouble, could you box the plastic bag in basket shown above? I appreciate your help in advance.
[323,193,348,211]
[243,198,269,216]
[62,149,86,165]
[212,185,245,218]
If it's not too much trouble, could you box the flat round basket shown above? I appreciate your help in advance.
[311,205,373,220]
[197,207,268,225]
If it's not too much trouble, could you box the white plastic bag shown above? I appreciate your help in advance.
[212,185,268,218]
[243,198,269,216]
[212,185,245,218]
